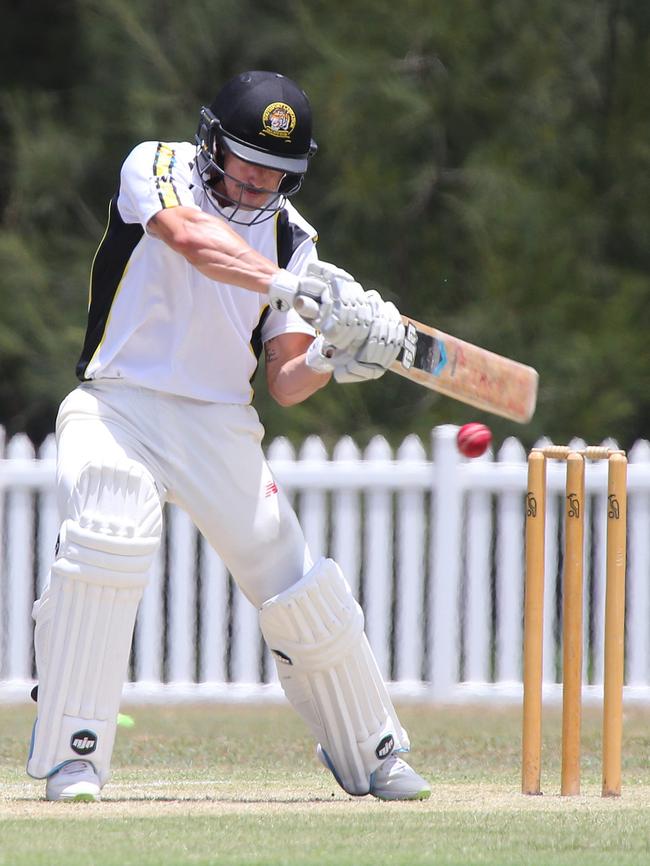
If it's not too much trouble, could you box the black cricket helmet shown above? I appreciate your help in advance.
[196,71,317,220]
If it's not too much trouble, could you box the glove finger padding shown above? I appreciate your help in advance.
[320,300,372,353]
[333,358,387,384]
[356,301,404,368]
[362,289,384,316]
[305,262,372,352]
[306,261,356,283]
[332,299,405,384]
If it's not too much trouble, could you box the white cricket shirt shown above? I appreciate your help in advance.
[76,140,318,403]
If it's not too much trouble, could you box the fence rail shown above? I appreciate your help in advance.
[1,424,650,704]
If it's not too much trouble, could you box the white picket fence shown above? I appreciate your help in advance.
[1,424,650,704]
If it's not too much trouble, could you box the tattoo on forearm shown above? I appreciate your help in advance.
[265,342,280,363]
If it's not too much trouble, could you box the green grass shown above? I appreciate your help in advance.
[1,702,650,865]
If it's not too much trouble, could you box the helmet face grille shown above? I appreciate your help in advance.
[195,107,301,225]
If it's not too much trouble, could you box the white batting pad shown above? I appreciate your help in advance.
[259,557,409,795]
[27,461,162,786]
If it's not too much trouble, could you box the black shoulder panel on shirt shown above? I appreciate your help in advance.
[76,194,144,380]
[275,208,311,269]
[250,305,272,366]
[248,304,272,395]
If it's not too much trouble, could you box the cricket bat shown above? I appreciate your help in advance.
[293,293,538,423]
[393,316,538,423]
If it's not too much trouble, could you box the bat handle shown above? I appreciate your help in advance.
[293,295,320,320]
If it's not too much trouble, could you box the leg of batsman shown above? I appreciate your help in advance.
[27,459,162,800]
[260,557,431,800]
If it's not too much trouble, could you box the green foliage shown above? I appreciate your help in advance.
[1,1,648,446]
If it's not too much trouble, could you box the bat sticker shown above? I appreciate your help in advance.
[401,323,418,370]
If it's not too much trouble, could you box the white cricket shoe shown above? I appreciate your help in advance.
[317,745,431,801]
[45,760,101,802]
[369,753,431,801]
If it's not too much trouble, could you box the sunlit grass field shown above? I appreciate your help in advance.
[1,702,650,865]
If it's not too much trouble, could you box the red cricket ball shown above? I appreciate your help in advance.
[456,423,492,458]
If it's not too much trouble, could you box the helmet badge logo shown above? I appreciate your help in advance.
[260,102,296,140]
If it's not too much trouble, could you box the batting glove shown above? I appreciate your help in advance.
[306,290,405,384]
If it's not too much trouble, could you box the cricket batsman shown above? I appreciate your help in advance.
[27,70,431,802]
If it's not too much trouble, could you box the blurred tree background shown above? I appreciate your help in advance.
[1,0,648,449]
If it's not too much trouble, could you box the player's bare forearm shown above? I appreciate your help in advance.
[265,335,331,407]
[149,207,278,294]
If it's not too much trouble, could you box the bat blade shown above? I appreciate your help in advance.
[391,317,538,423]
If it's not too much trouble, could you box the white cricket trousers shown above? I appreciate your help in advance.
[54,381,312,606]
